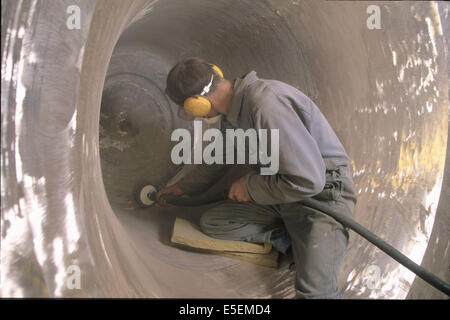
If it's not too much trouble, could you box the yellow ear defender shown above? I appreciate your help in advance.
[212,64,224,78]
[183,64,224,117]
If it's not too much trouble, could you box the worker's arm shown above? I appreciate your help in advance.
[177,162,230,195]
[156,162,230,206]
[244,90,326,205]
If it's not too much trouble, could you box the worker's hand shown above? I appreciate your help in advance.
[228,176,249,202]
[155,183,184,206]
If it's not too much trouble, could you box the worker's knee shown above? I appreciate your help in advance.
[199,212,216,236]
[200,201,282,242]
[200,209,269,242]
[199,209,243,239]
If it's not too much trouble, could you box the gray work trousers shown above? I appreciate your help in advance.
[199,164,357,299]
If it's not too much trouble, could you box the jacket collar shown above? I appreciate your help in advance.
[226,71,258,127]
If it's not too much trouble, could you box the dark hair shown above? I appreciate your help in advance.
[165,57,220,106]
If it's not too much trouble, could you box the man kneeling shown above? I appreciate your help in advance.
[157,57,358,299]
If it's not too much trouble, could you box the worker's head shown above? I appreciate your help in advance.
[165,57,231,118]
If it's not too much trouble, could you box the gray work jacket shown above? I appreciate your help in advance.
[178,71,351,205]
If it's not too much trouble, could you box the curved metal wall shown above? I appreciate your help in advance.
[1,0,449,298]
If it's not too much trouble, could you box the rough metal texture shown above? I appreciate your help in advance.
[1,0,449,298]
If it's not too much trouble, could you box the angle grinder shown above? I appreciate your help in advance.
[136,183,229,207]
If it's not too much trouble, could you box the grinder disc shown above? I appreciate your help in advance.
[137,184,157,206]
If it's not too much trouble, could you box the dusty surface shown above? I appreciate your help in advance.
[1,0,449,298]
